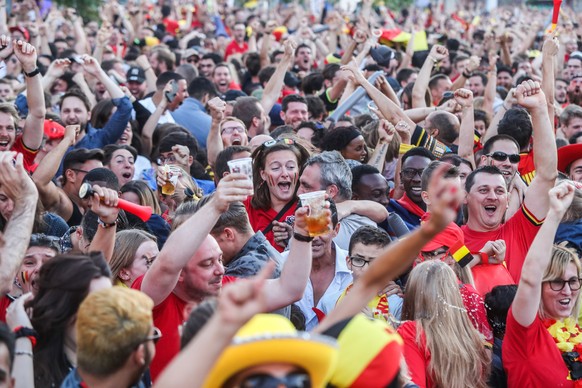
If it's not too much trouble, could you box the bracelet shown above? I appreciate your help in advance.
[502,103,510,111]
[97,218,117,229]
[14,326,38,347]
[15,351,33,357]
[293,232,314,242]
[462,71,472,78]
[24,68,40,78]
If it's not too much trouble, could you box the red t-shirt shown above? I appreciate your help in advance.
[518,150,535,185]
[503,308,573,387]
[11,136,38,173]
[224,40,248,60]
[397,321,434,388]
[132,275,238,381]
[244,197,297,253]
[163,18,180,36]
[132,275,188,382]
[462,204,542,284]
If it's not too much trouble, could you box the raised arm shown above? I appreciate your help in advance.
[316,164,462,333]
[520,80,558,219]
[31,125,77,220]
[206,97,226,169]
[12,39,45,150]
[141,174,253,306]
[367,120,395,171]
[541,31,559,120]
[135,54,157,95]
[482,53,498,115]
[342,61,416,130]
[0,152,38,295]
[412,45,448,108]
[262,205,317,309]
[455,88,476,168]
[512,182,575,327]
[86,184,120,263]
[260,39,296,115]
[141,82,171,157]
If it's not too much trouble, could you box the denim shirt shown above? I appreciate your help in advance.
[73,96,133,150]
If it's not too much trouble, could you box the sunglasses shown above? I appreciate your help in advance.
[240,372,310,388]
[143,327,162,345]
[186,57,199,64]
[262,138,296,149]
[486,151,520,164]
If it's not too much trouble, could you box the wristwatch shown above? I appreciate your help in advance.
[24,68,40,78]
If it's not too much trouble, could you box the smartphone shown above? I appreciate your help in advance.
[165,80,178,103]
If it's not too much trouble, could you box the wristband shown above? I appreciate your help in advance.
[14,326,38,347]
[15,351,33,357]
[462,71,472,78]
[472,251,489,265]
[24,68,40,78]
[293,232,314,242]
[97,218,117,229]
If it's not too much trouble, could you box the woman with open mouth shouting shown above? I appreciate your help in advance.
[245,137,310,252]
[504,181,582,387]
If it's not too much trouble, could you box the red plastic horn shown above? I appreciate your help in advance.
[551,0,562,31]
[79,183,153,222]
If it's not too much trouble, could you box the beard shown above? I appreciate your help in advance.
[567,88,582,106]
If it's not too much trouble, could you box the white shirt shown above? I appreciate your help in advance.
[282,243,352,331]
[139,97,176,124]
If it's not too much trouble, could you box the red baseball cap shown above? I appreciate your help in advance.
[557,143,582,174]
[44,119,65,140]
[9,26,30,42]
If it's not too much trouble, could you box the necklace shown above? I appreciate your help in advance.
[544,318,582,384]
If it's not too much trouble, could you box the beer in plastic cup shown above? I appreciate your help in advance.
[298,190,330,237]
[161,165,180,195]
[227,157,253,181]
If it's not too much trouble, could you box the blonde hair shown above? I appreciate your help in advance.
[109,230,157,284]
[402,261,490,388]
[219,116,247,133]
[76,287,154,375]
[539,243,582,320]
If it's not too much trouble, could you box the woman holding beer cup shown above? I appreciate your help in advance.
[245,137,310,252]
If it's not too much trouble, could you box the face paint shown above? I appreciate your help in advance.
[292,172,298,188]
[20,270,29,284]
[267,175,276,187]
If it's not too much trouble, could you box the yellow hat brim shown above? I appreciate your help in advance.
[203,335,338,388]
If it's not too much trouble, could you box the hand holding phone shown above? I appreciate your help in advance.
[165,80,178,103]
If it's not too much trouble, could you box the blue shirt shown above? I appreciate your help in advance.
[171,98,212,148]
[74,96,133,150]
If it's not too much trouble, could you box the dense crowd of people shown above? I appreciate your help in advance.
[1,0,582,386]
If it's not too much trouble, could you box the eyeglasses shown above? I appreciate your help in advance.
[401,168,424,179]
[142,327,162,345]
[221,126,246,135]
[486,151,520,164]
[349,256,374,268]
[240,372,310,388]
[186,57,199,64]
[71,168,91,174]
[547,278,582,292]
[157,154,176,165]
